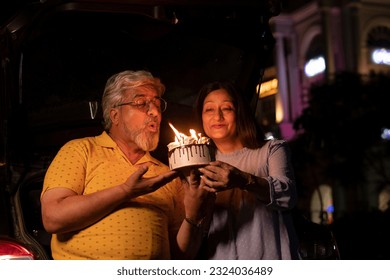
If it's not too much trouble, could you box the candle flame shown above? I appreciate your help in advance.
[190,129,198,141]
[168,122,209,148]
[169,123,182,142]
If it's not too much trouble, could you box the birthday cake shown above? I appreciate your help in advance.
[167,124,211,170]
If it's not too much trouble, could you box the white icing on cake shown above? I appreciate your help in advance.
[168,144,211,170]
[167,125,211,170]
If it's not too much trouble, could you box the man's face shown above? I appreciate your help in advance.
[113,87,162,151]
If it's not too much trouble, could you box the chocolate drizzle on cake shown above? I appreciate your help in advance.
[167,123,211,170]
[168,144,211,170]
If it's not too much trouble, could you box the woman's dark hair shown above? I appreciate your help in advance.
[195,81,266,149]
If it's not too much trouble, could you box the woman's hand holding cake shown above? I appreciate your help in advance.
[198,160,254,193]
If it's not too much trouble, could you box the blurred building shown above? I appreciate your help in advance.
[257,0,390,141]
[254,0,390,224]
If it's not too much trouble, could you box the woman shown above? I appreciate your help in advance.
[195,81,300,259]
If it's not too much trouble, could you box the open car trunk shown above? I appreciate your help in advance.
[2,0,279,167]
[0,0,280,259]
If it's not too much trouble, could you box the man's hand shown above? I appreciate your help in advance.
[122,163,179,198]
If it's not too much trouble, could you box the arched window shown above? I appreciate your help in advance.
[367,26,390,66]
[304,34,326,78]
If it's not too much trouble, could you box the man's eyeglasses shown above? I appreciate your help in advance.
[115,97,167,113]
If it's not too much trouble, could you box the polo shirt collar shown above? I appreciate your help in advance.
[96,131,161,166]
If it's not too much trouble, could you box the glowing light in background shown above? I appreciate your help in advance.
[381,127,390,140]
[275,96,284,124]
[372,48,390,66]
[304,56,326,77]
[257,78,278,98]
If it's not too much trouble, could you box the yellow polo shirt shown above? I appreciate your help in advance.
[42,131,184,259]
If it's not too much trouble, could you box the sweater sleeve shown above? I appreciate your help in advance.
[265,140,297,210]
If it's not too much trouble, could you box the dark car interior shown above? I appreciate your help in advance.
[14,172,52,259]
[1,0,339,260]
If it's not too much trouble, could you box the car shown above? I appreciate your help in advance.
[0,0,339,260]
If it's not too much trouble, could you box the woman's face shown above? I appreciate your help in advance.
[202,88,237,143]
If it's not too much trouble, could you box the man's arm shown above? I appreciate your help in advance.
[41,165,179,233]
[171,169,215,259]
